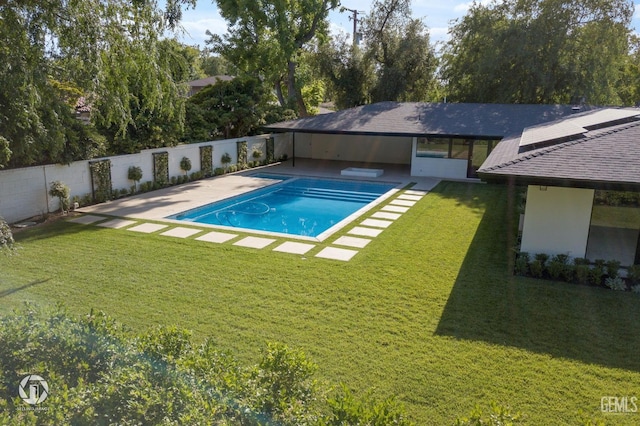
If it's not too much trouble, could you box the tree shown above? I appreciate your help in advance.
[210,0,340,116]
[48,181,70,214]
[184,76,293,141]
[315,34,375,109]
[0,1,191,167]
[361,0,438,102]
[441,0,634,104]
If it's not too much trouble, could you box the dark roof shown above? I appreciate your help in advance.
[264,102,586,138]
[479,110,640,189]
[187,75,234,87]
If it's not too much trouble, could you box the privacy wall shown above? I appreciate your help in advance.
[0,134,291,223]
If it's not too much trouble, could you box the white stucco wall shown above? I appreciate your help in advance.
[292,133,411,164]
[520,185,595,258]
[0,134,290,223]
[409,137,470,179]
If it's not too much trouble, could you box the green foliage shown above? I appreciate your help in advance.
[48,181,70,213]
[441,0,633,104]
[362,0,439,102]
[221,152,232,170]
[184,77,270,141]
[237,141,248,169]
[89,160,112,203]
[627,265,640,286]
[605,277,627,291]
[0,136,11,168]
[199,145,214,177]
[605,260,621,279]
[266,138,275,163]
[455,402,523,425]
[548,254,570,281]
[0,306,408,425]
[127,166,143,185]
[0,1,190,167]
[179,156,192,174]
[514,252,529,276]
[153,152,169,187]
[324,384,412,425]
[0,216,15,254]
[211,0,340,116]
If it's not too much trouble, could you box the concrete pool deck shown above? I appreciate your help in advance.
[74,160,442,261]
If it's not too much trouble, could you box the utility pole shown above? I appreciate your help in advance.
[341,6,363,46]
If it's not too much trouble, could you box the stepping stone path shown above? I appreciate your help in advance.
[66,189,428,262]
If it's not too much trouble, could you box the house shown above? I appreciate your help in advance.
[478,108,640,265]
[264,101,592,179]
[186,75,234,97]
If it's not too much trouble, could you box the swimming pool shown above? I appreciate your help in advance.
[168,176,397,239]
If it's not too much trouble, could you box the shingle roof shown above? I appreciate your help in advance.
[479,113,640,188]
[187,75,234,87]
[264,102,585,138]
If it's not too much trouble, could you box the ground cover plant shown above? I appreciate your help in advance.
[1,182,640,424]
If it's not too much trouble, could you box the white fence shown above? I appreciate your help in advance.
[0,133,291,223]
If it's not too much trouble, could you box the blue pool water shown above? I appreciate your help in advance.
[168,176,397,238]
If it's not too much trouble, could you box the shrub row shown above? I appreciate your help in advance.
[515,252,640,292]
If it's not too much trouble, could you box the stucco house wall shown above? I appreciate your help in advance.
[520,185,595,258]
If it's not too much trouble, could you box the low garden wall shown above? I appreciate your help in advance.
[0,133,291,223]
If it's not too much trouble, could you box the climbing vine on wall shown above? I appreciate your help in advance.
[89,160,112,203]
[266,137,275,163]
[237,141,248,169]
[200,145,213,177]
[153,152,169,187]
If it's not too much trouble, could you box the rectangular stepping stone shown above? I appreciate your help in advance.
[390,199,416,207]
[333,236,371,248]
[397,194,422,201]
[349,226,383,237]
[273,241,315,255]
[196,231,238,243]
[381,205,409,213]
[96,218,137,229]
[404,190,427,196]
[371,211,401,220]
[68,215,106,225]
[161,227,202,238]
[361,218,393,228]
[128,223,168,233]
[315,247,359,261]
[233,236,276,249]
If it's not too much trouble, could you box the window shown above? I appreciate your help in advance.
[450,138,470,160]
[416,137,450,158]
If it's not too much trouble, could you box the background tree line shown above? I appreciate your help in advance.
[1,0,637,169]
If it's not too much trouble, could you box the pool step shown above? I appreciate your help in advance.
[276,187,380,203]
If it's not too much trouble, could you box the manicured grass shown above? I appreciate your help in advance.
[592,204,640,229]
[2,181,640,424]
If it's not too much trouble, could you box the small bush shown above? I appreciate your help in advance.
[574,264,591,285]
[221,152,232,169]
[170,176,177,185]
[605,276,627,291]
[631,284,640,294]
[548,254,569,281]
[0,216,15,254]
[49,180,71,213]
[627,265,640,286]
[514,252,529,276]
[119,188,129,198]
[190,171,203,181]
[214,167,224,176]
[605,260,621,279]
[529,259,544,278]
[180,156,192,175]
[252,148,263,160]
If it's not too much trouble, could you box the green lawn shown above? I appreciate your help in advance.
[2,181,640,424]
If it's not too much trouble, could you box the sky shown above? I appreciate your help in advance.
[173,1,640,49]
